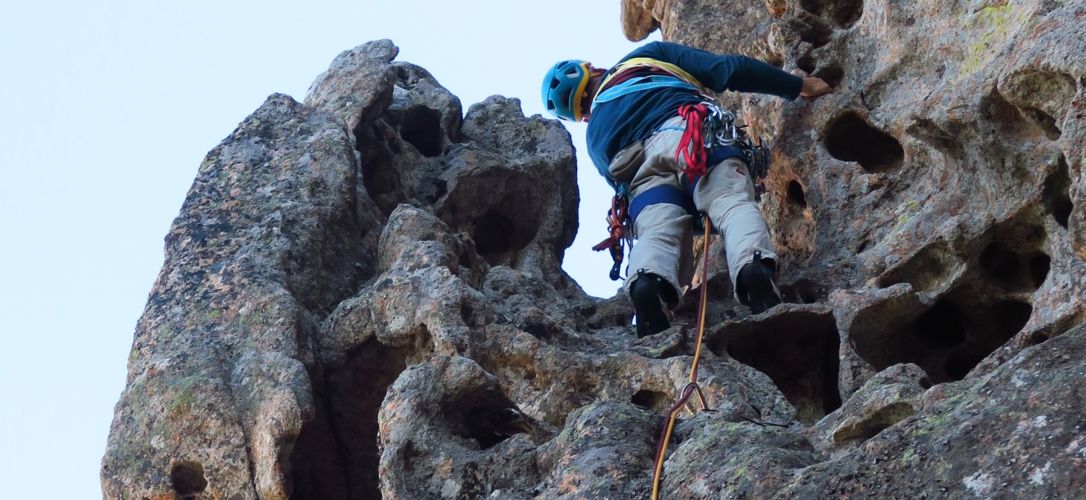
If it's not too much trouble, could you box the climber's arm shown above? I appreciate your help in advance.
[640,41,834,100]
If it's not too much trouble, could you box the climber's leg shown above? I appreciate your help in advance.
[693,157,781,312]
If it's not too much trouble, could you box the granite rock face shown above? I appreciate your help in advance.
[104,1,1086,495]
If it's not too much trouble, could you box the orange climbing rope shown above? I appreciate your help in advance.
[650,212,714,500]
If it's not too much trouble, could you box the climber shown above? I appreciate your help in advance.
[542,41,831,337]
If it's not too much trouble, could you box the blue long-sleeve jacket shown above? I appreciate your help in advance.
[586,42,803,184]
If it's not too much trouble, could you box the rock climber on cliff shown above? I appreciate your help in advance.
[542,41,831,337]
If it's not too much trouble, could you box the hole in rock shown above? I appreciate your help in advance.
[358,121,406,215]
[787,180,807,209]
[790,12,833,48]
[458,251,474,271]
[471,208,535,266]
[993,300,1034,336]
[856,239,872,254]
[800,0,862,27]
[422,178,448,204]
[979,242,1017,287]
[797,55,817,74]
[850,290,1033,384]
[461,303,479,328]
[632,389,672,413]
[912,299,967,347]
[1044,156,1073,228]
[398,106,444,157]
[830,0,863,26]
[813,64,845,88]
[473,210,514,257]
[979,240,1049,293]
[170,462,208,497]
[290,338,410,500]
[780,279,825,304]
[877,242,961,294]
[906,118,960,152]
[981,89,1040,140]
[1020,107,1061,140]
[523,318,563,340]
[445,388,527,450]
[1027,331,1050,347]
[1024,315,1079,348]
[824,111,904,173]
[1001,70,1076,141]
[710,308,841,422]
[1030,254,1051,289]
[770,176,817,263]
[833,402,915,443]
[577,303,598,319]
[944,349,982,380]
[798,0,822,15]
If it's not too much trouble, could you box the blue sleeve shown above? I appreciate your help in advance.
[630,41,803,100]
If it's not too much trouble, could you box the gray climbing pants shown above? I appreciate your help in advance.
[609,116,777,302]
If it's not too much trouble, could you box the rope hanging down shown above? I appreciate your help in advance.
[650,212,715,500]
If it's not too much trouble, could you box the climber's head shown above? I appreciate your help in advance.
[541,60,603,122]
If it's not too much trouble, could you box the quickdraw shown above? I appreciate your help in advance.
[591,195,631,281]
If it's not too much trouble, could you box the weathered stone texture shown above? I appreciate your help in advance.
[104,0,1086,495]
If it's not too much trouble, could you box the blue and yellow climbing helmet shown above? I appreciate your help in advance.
[541,60,592,122]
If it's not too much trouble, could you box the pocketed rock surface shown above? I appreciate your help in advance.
[104,1,1086,496]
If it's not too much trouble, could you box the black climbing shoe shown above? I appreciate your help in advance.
[630,271,678,338]
[736,252,781,315]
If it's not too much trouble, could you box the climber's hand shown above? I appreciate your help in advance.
[800,77,832,98]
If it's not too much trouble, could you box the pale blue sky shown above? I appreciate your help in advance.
[0,1,656,496]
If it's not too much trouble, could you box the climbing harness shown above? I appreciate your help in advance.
[650,212,715,500]
[676,102,773,201]
[591,103,773,280]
